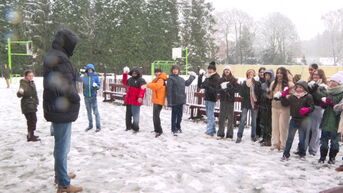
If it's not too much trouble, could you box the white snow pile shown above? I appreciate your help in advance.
[0,77,343,193]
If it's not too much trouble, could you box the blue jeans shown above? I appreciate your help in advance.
[283,118,310,158]
[85,96,101,129]
[205,100,216,136]
[237,108,257,138]
[171,105,183,133]
[53,122,72,188]
[126,105,141,131]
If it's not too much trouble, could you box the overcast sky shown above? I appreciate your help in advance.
[210,0,343,41]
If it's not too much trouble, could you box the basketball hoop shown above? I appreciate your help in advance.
[172,48,182,60]
[32,52,38,59]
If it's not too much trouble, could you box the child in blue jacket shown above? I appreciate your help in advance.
[81,64,101,132]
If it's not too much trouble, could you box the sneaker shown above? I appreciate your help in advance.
[172,132,178,136]
[299,156,306,161]
[328,158,336,165]
[204,134,214,139]
[258,139,265,144]
[216,136,224,140]
[261,141,271,147]
[177,129,182,133]
[235,138,242,143]
[281,156,289,161]
[57,185,83,193]
[95,128,101,132]
[270,146,279,151]
[251,137,257,142]
[293,151,300,155]
[318,157,326,163]
[85,127,92,132]
[155,132,162,138]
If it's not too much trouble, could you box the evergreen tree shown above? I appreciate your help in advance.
[181,0,216,69]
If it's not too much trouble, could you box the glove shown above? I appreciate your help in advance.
[326,98,335,107]
[141,84,147,89]
[188,71,196,77]
[273,91,282,99]
[220,82,227,89]
[199,69,206,75]
[18,88,24,94]
[92,82,98,88]
[123,66,130,73]
[80,68,86,73]
[281,87,290,97]
[299,107,311,115]
[308,81,316,88]
[321,97,335,107]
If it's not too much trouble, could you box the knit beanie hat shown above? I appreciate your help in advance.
[208,61,216,71]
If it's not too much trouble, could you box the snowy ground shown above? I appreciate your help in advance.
[1,77,343,193]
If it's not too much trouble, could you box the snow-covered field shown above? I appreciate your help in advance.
[1,77,343,193]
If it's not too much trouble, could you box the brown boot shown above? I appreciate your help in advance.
[54,173,77,184]
[336,165,343,172]
[57,185,83,193]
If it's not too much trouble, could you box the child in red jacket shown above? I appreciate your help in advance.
[122,66,147,133]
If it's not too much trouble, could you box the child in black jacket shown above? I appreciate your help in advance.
[281,81,314,160]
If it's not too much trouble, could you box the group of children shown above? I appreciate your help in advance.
[121,62,343,165]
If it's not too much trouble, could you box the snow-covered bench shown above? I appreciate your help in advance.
[186,92,242,126]
[103,83,126,102]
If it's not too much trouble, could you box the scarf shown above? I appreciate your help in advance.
[205,72,217,78]
[327,84,343,95]
[294,91,307,99]
[247,79,257,109]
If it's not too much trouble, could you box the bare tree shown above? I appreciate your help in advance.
[322,9,343,65]
[215,9,254,64]
[258,12,299,65]
[215,11,232,64]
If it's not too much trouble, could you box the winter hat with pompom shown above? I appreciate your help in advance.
[208,61,216,71]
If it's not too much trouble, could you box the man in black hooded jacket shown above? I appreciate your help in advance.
[43,29,83,192]
[198,61,220,137]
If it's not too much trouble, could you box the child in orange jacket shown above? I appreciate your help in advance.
[147,68,168,137]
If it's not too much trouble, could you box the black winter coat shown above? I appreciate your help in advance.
[308,84,325,106]
[17,79,38,114]
[281,93,314,119]
[198,73,220,102]
[167,74,195,106]
[218,76,240,102]
[43,29,80,123]
[239,80,261,109]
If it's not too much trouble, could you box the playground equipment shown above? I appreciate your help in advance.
[150,47,189,75]
[7,38,34,80]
